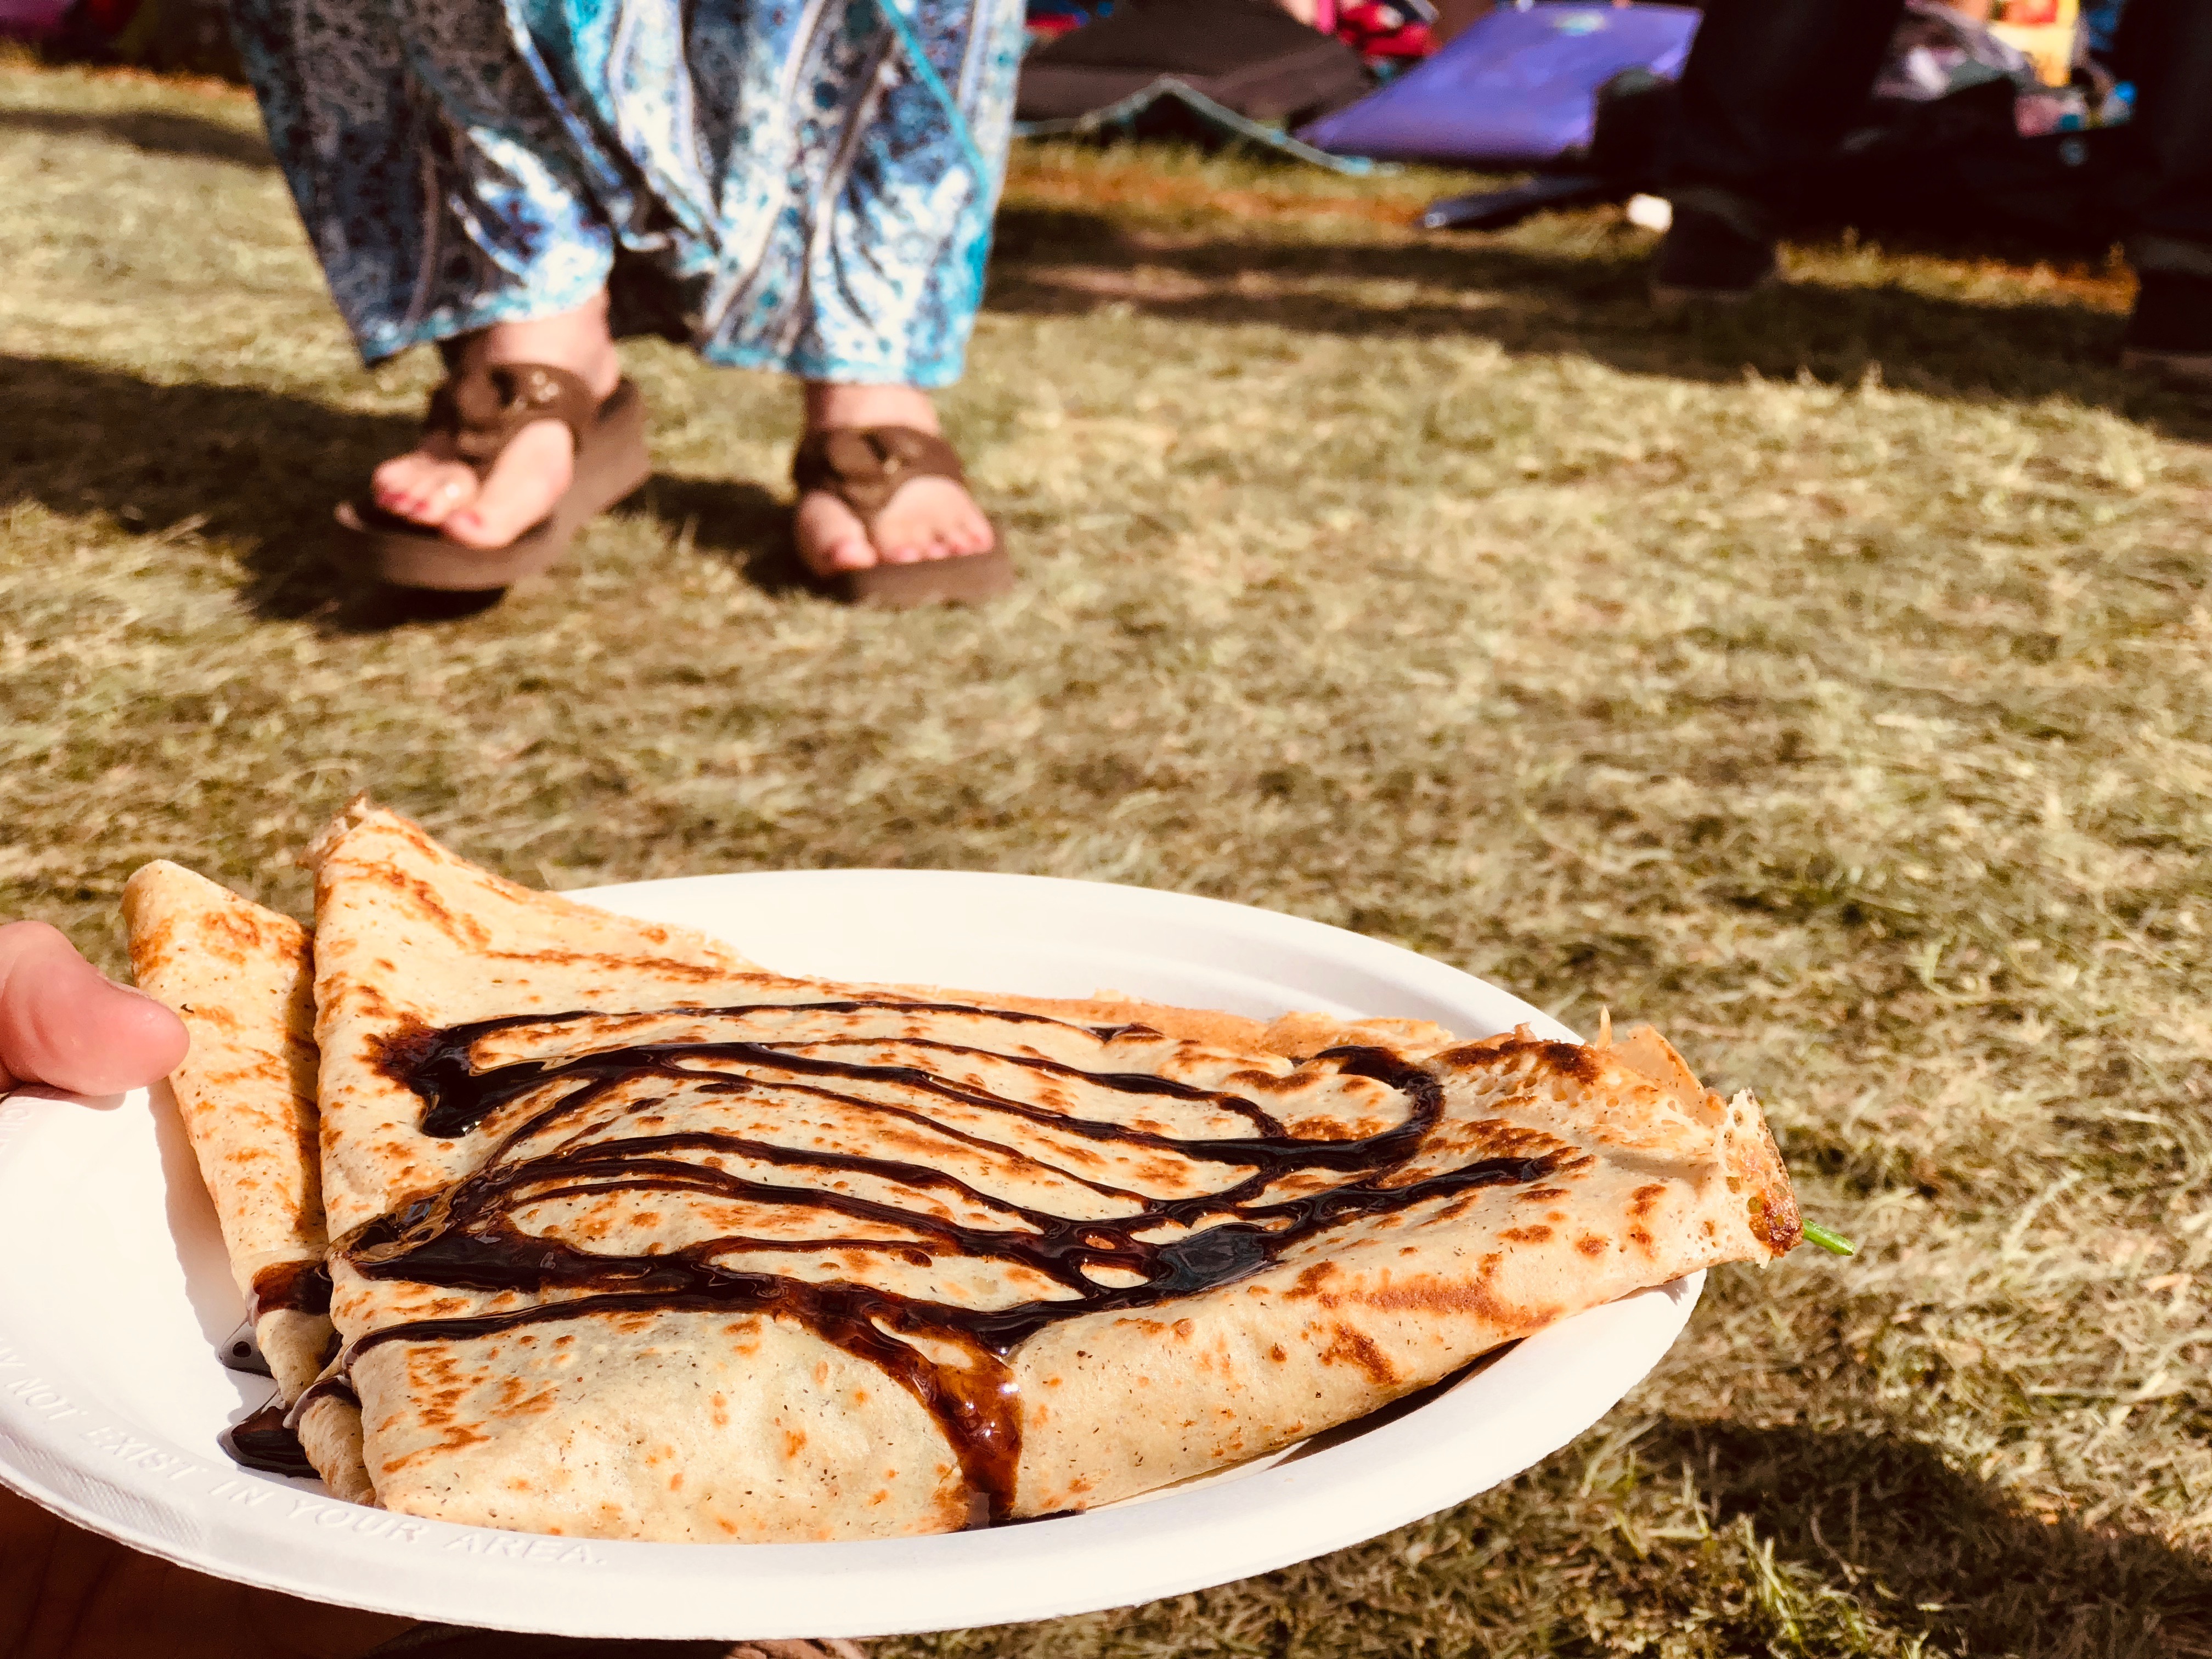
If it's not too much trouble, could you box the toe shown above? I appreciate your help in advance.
[371,455,427,512]
[795,462,996,577]
[866,476,994,565]
[443,510,501,550]
[442,421,572,549]
[374,455,477,526]
[794,491,879,577]
[413,472,476,526]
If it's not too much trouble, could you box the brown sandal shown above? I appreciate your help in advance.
[791,426,1014,608]
[336,362,651,591]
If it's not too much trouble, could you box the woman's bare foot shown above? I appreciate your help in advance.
[793,382,995,577]
[370,294,620,550]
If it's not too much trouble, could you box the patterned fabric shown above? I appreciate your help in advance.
[232,0,1024,385]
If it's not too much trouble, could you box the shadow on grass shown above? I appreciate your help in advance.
[986,204,2212,445]
[0,105,274,170]
[0,354,791,629]
[633,470,807,600]
[1647,1415,2212,1658]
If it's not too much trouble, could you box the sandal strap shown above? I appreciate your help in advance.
[426,363,600,473]
[792,426,967,531]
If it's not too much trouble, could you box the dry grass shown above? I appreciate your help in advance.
[6,60,2212,1658]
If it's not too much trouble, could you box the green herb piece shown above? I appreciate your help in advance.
[1802,1222,1857,1257]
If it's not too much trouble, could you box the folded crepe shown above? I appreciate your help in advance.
[261,800,1801,1542]
[122,861,332,1403]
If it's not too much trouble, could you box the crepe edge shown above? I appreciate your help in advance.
[296,1385,376,1506]
[1606,1022,1801,1259]
[304,794,760,974]
[923,986,1457,1060]
[300,796,772,1239]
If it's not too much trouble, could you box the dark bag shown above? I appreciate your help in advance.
[1016,0,1374,127]
[1807,80,2128,252]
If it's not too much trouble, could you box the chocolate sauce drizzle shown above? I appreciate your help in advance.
[219,1320,270,1378]
[304,1000,1567,1521]
[221,1401,318,1479]
[250,1258,334,1321]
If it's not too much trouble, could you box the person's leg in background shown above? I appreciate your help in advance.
[228,0,625,554]
[1649,0,1908,310]
[2113,0,2212,385]
[230,0,1025,596]
[676,0,1026,587]
[788,0,1023,586]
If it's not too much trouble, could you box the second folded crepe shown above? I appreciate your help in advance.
[123,861,332,1403]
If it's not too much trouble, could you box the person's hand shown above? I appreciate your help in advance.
[0,917,409,1659]
[0,920,188,1096]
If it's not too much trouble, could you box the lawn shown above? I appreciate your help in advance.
[5,56,2212,1659]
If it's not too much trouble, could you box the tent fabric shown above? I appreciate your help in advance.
[1015,0,1373,126]
[1299,1,1700,166]
[1012,76,1384,173]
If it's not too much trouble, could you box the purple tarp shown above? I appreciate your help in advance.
[1300,2,1700,166]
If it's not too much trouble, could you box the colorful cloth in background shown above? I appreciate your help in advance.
[1325,2,1432,64]
[1024,0,1110,42]
[232,0,1024,387]
[0,0,76,36]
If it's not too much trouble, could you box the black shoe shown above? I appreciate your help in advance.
[2122,269,2212,389]
[1650,205,1779,315]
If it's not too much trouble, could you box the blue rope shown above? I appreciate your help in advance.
[870,0,994,193]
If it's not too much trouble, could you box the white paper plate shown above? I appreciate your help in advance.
[0,871,1700,1641]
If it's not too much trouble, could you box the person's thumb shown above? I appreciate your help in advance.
[0,920,189,1096]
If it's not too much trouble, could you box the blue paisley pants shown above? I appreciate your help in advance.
[231,0,1024,386]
